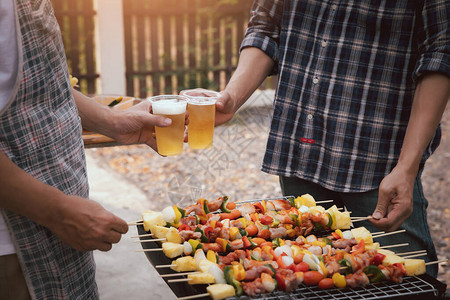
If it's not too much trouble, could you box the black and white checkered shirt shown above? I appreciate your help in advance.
[241,0,449,192]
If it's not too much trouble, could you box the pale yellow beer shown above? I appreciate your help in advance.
[150,95,186,156]
[187,98,216,149]
[180,89,220,150]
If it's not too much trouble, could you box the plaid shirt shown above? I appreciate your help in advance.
[242,0,450,192]
[0,0,97,298]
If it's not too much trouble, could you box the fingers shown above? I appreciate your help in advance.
[110,214,129,234]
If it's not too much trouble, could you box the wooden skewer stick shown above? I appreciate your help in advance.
[131,233,153,238]
[316,200,334,204]
[234,196,295,204]
[425,259,448,266]
[155,264,175,269]
[373,229,406,238]
[351,216,374,222]
[136,248,163,252]
[127,221,143,226]
[168,278,192,283]
[134,238,166,243]
[379,243,409,249]
[401,253,428,259]
[396,250,427,256]
[177,293,209,300]
[161,271,200,278]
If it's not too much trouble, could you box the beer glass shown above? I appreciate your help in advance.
[150,95,187,156]
[180,89,220,149]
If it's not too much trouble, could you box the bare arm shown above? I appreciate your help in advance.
[215,47,274,125]
[0,150,128,251]
[72,89,172,150]
[371,73,450,231]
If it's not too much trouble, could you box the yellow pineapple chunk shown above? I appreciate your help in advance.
[162,242,184,258]
[187,272,215,285]
[150,225,170,239]
[300,194,316,207]
[142,212,165,232]
[207,284,236,300]
[335,211,351,230]
[382,253,405,266]
[404,259,426,276]
[198,259,215,273]
[171,256,197,272]
[166,227,182,244]
[365,242,380,250]
[351,227,373,244]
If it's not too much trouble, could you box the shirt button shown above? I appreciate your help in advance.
[307,114,313,120]
[331,4,337,10]
[313,77,319,84]
[321,40,328,47]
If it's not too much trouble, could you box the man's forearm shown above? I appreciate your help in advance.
[72,89,116,136]
[0,151,64,227]
[397,73,450,174]
[224,47,274,109]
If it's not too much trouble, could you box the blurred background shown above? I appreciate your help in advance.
[51,0,449,297]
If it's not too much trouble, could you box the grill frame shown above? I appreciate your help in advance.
[137,194,447,299]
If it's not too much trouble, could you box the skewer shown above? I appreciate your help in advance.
[402,253,428,259]
[134,238,166,243]
[425,259,448,266]
[155,264,175,269]
[127,221,143,226]
[161,271,200,278]
[131,233,153,238]
[136,248,163,252]
[372,229,406,238]
[396,250,427,256]
[177,293,209,300]
[351,216,374,222]
[168,278,192,283]
[234,196,295,204]
[379,243,409,249]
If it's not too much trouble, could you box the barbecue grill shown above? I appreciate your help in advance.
[136,224,447,299]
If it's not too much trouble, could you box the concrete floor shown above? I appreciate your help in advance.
[86,153,177,300]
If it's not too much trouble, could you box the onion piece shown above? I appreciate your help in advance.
[274,245,293,258]
[208,263,226,284]
[183,241,193,255]
[161,206,176,223]
[281,255,294,267]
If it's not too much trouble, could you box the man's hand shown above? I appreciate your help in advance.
[108,100,173,151]
[47,196,129,252]
[370,167,415,232]
[215,90,238,126]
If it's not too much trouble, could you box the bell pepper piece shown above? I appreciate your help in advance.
[364,265,387,283]
[194,226,209,243]
[220,196,231,213]
[224,266,243,296]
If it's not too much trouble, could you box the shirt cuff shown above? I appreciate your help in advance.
[413,52,450,82]
[240,32,279,76]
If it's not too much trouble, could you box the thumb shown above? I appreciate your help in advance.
[216,91,235,114]
[372,192,389,220]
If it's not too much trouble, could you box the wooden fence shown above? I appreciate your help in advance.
[52,0,277,98]
[123,0,277,98]
[52,0,98,94]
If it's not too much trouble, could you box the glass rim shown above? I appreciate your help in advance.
[146,94,187,103]
[179,89,221,98]
[186,97,217,105]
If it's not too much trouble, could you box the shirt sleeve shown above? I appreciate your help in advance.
[412,0,450,82]
[239,0,284,75]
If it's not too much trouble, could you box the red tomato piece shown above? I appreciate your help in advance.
[318,278,334,289]
[303,271,323,286]
[295,262,309,273]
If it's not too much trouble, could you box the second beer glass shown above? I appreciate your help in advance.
[181,89,220,149]
[150,95,186,156]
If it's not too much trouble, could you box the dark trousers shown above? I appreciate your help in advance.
[0,254,31,300]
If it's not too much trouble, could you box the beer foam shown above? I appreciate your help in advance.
[152,99,186,115]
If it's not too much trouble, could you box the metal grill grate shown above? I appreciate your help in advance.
[224,276,439,299]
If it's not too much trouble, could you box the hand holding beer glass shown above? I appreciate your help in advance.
[150,95,187,156]
[180,89,220,149]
